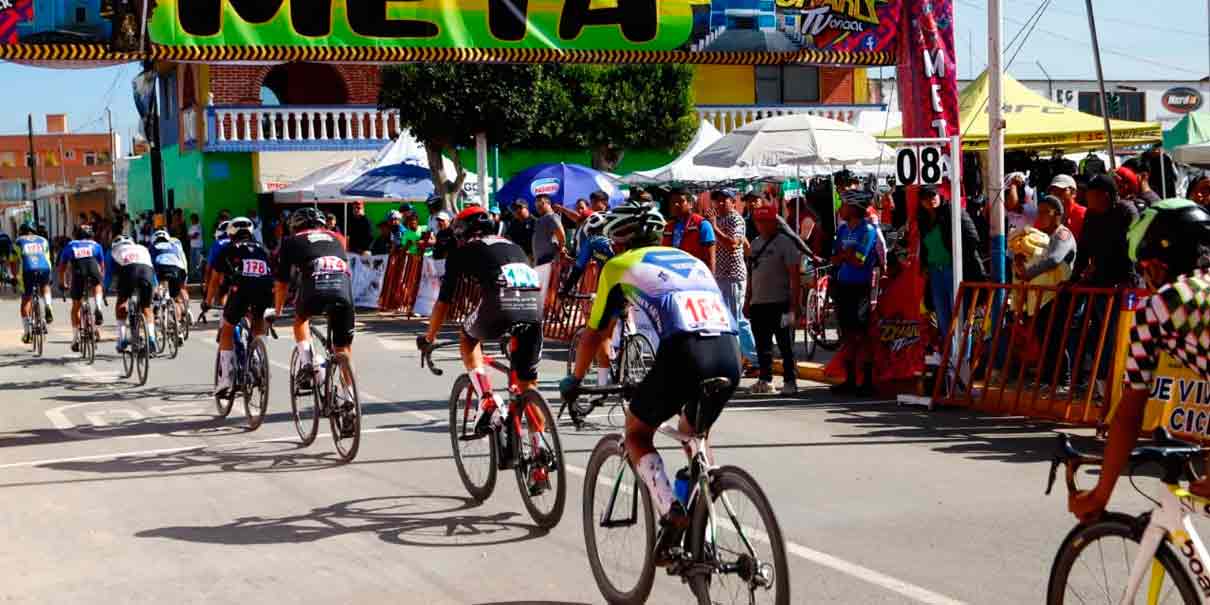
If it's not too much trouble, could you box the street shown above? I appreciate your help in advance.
[0,298,1172,604]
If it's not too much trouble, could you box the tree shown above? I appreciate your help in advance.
[379,64,544,210]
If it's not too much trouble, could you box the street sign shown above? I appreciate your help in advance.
[895,145,946,186]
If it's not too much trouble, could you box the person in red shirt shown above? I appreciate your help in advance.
[1046,174,1086,241]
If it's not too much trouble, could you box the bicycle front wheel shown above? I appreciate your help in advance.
[448,374,497,501]
[583,433,656,605]
[289,348,319,445]
[181,305,191,341]
[1046,513,1199,604]
[327,353,361,463]
[689,465,790,605]
[243,337,270,431]
[121,321,135,379]
[801,290,818,361]
[513,390,566,529]
[214,352,235,418]
[134,316,151,386]
[32,298,44,357]
[164,306,179,360]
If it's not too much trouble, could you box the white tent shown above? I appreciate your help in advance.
[1174,142,1210,168]
[695,114,895,168]
[623,120,748,184]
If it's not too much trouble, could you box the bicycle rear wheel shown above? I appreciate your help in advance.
[688,466,790,605]
[289,348,320,445]
[134,315,151,386]
[562,328,598,425]
[512,390,567,529]
[448,374,497,501]
[181,304,191,341]
[153,306,167,357]
[1046,513,1198,604]
[583,434,656,604]
[327,353,361,463]
[244,337,270,431]
[121,320,135,379]
[32,298,44,357]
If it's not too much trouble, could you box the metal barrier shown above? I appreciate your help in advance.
[932,282,1126,426]
[378,251,424,314]
[544,260,600,342]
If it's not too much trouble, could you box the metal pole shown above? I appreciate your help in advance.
[950,135,963,295]
[988,0,1006,284]
[27,114,39,226]
[475,132,489,208]
[1084,0,1117,168]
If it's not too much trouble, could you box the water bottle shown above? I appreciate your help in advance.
[674,467,693,507]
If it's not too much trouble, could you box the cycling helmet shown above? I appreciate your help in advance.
[1128,198,1210,277]
[227,217,255,240]
[583,211,608,236]
[602,202,665,249]
[289,207,325,234]
[18,222,34,236]
[214,221,230,239]
[112,235,133,248]
[74,224,94,240]
[152,229,171,243]
[452,206,495,243]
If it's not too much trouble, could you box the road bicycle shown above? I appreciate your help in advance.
[66,277,102,365]
[562,294,656,429]
[573,379,790,604]
[288,317,362,463]
[26,277,49,358]
[420,334,567,529]
[214,313,278,430]
[802,263,838,359]
[151,281,181,360]
[119,293,152,386]
[1046,430,1210,604]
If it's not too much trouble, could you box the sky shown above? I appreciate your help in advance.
[0,0,1205,143]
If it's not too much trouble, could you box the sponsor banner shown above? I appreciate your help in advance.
[1163,87,1204,114]
[775,0,901,54]
[0,0,33,44]
[414,257,444,317]
[349,253,388,310]
[1142,352,1210,445]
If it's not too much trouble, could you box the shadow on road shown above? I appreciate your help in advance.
[136,495,549,548]
[38,440,346,475]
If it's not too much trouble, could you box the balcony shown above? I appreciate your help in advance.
[205,105,402,153]
[697,104,886,134]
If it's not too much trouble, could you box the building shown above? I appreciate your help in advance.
[0,114,118,238]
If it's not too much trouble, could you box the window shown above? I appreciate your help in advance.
[63,149,75,161]
[754,65,821,105]
[1078,91,1146,122]
[0,152,16,168]
[84,152,97,166]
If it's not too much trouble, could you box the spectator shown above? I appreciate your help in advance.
[325,213,342,235]
[1116,164,1155,211]
[347,201,374,254]
[187,213,203,281]
[711,190,758,370]
[829,197,880,396]
[918,185,987,343]
[1047,174,1087,241]
[505,200,536,259]
[385,210,404,250]
[247,208,264,243]
[429,211,455,259]
[1188,173,1210,208]
[746,205,803,395]
[1142,144,1178,198]
[1016,195,1077,385]
[663,187,716,272]
[370,220,392,255]
[399,213,428,255]
[1005,172,1038,236]
[588,190,611,213]
[169,208,187,245]
[532,194,567,307]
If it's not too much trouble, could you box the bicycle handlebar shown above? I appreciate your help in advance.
[1046,433,1101,497]
[1046,429,1204,496]
[419,339,459,376]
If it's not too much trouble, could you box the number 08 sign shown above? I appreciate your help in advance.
[895,145,948,186]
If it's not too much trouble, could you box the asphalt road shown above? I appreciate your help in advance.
[0,298,1181,603]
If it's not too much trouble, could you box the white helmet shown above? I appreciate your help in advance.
[227,217,255,240]
[215,221,230,239]
[112,235,133,248]
[152,229,170,243]
[583,211,608,235]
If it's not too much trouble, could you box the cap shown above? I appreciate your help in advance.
[753,205,778,222]
[435,211,452,222]
[1049,174,1077,190]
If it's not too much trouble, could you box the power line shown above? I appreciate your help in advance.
[1039,2,1208,39]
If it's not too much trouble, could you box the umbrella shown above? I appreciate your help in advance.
[1164,113,1210,151]
[340,163,436,200]
[495,163,626,210]
[693,114,893,168]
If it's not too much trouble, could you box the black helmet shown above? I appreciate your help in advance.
[452,207,494,243]
[18,222,34,236]
[1128,198,1210,277]
[289,208,325,234]
[602,202,665,249]
[74,224,94,240]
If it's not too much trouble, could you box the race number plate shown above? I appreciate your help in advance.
[500,262,540,290]
[672,291,731,333]
[242,259,270,277]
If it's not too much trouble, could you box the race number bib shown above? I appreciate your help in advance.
[500,263,540,290]
[312,256,349,274]
[22,243,44,255]
[241,259,270,277]
[672,291,731,333]
[118,251,141,265]
[73,246,94,259]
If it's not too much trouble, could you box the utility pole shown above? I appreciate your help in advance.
[988,0,1006,284]
[26,114,39,226]
[107,108,116,219]
[1084,0,1117,168]
[145,63,166,214]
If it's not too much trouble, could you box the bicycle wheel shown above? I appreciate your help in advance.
[512,390,567,529]
[562,328,597,424]
[164,306,179,360]
[214,352,235,418]
[32,298,44,357]
[327,353,361,463]
[448,374,497,501]
[121,320,135,379]
[801,290,818,361]
[153,306,167,356]
[1046,513,1198,604]
[688,465,790,605]
[181,304,191,341]
[243,337,270,431]
[583,434,656,604]
[134,315,151,386]
[289,348,320,445]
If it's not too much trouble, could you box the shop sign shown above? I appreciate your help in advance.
[1163,87,1203,114]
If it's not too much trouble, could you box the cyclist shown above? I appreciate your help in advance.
[151,229,189,323]
[201,220,231,318]
[272,207,354,391]
[110,235,157,353]
[57,224,106,353]
[213,218,274,397]
[14,223,54,344]
[417,206,544,445]
[1071,198,1210,521]
[0,229,14,286]
[560,203,740,562]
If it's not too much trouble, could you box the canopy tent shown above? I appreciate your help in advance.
[1173,142,1210,168]
[881,70,1162,151]
[622,120,743,185]
[696,114,895,168]
[342,163,440,200]
[1164,112,1210,150]
[273,158,370,204]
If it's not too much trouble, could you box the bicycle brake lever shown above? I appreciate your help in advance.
[1045,456,1061,496]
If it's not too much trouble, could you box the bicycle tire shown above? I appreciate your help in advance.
[244,337,270,431]
[582,434,656,605]
[120,318,135,379]
[562,328,596,424]
[82,301,96,365]
[448,374,497,501]
[164,305,179,360]
[33,297,44,357]
[134,314,150,386]
[813,287,841,352]
[801,290,818,361]
[213,351,235,417]
[328,353,361,463]
[688,465,791,605]
[289,348,320,445]
[512,390,567,529]
[181,305,191,341]
[1046,512,1199,605]
[153,305,167,356]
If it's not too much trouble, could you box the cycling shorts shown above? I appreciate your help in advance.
[298,292,355,348]
[463,320,543,382]
[22,269,49,298]
[630,333,740,431]
[116,265,155,309]
[69,261,103,300]
[223,281,274,327]
[155,265,186,299]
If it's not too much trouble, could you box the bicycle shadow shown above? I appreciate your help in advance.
[136,495,549,548]
[38,440,344,475]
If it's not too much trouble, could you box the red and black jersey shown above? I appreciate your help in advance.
[275,228,352,302]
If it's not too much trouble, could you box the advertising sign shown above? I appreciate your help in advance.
[1141,353,1210,445]
[0,0,33,44]
[1163,87,1204,114]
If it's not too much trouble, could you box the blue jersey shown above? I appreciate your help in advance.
[574,235,615,272]
[15,235,51,273]
[58,239,105,271]
[834,221,878,284]
[152,239,188,270]
[207,237,230,268]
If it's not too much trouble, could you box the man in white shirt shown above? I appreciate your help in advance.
[187,213,204,282]
[1005,172,1038,236]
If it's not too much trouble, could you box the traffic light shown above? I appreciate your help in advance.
[1106,94,1121,117]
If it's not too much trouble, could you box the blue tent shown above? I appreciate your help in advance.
[495,163,625,211]
[340,163,435,200]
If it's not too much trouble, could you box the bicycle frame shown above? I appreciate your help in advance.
[1120,486,1210,605]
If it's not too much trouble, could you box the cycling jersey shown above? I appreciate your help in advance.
[438,235,542,327]
[111,242,156,307]
[216,239,274,327]
[59,239,105,300]
[587,246,737,340]
[575,235,614,273]
[1125,270,1210,391]
[152,238,188,271]
[276,228,354,347]
[207,236,230,269]
[15,235,51,273]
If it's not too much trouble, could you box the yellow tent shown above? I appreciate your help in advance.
[882,71,1162,151]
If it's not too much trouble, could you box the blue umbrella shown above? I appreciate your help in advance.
[495,163,625,211]
[340,163,435,200]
